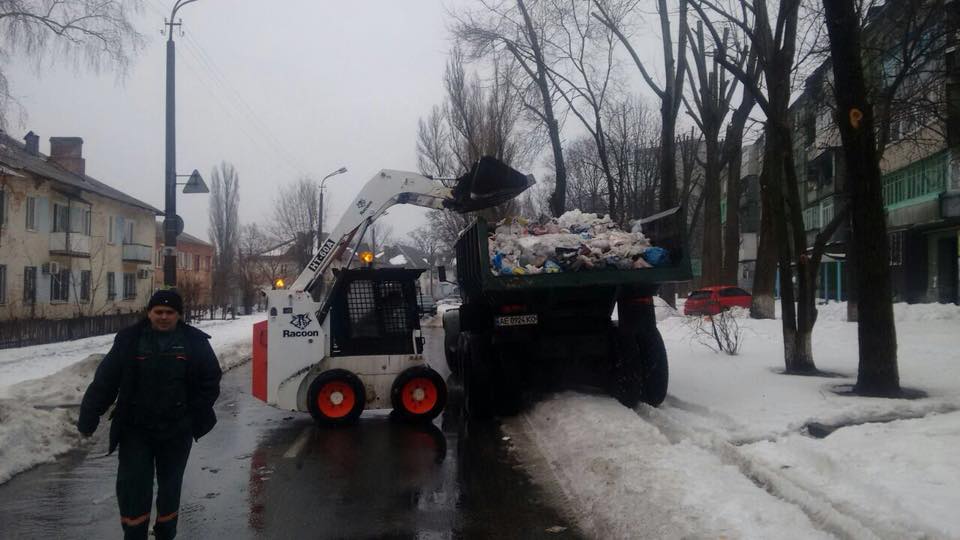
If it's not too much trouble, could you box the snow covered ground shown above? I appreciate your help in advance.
[0,315,262,484]
[508,301,960,539]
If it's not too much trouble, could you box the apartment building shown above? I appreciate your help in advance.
[786,1,960,304]
[0,132,160,321]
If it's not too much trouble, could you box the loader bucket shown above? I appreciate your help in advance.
[445,156,535,213]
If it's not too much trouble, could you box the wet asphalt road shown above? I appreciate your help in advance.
[0,327,581,539]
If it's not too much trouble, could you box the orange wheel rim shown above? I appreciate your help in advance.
[317,381,356,418]
[400,377,438,415]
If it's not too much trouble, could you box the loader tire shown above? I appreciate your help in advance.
[307,369,366,426]
[391,365,447,423]
[610,327,669,408]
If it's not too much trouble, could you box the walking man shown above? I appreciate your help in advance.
[78,289,222,539]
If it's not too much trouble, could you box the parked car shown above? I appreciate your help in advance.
[683,286,752,316]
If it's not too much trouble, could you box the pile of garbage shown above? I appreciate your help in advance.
[489,210,669,275]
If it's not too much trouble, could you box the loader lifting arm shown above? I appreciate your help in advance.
[288,156,534,294]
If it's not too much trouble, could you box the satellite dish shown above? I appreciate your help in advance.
[182,169,209,194]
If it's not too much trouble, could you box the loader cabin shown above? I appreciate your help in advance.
[326,268,426,356]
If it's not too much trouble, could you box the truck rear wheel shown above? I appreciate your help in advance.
[637,328,669,406]
[391,366,447,422]
[442,310,461,377]
[460,333,495,420]
[610,328,669,408]
[307,369,366,426]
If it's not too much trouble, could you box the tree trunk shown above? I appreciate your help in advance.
[660,107,677,209]
[700,140,723,286]
[751,141,777,319]
[822,0,899,395]
[517,0,566,217]
[722,141,743,285]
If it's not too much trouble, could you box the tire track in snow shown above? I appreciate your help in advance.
[635,404,944,540]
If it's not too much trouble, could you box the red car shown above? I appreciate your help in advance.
[683,286,752,316]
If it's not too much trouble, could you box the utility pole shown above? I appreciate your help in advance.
[163,0,200,288]
[317,167,347,253]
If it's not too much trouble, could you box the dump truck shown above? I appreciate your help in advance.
[441,208,691,418]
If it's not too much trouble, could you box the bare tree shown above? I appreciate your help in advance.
[682,19,753,286]
[270,176,319,272]
[821,0,900,395]
[454,0,568,215]
[208,161,240,311]
[237,223,272,314]
[415,46,537,262]
[694,0,846,373]
[0,0,144,126]
[594,0,689,212]
[408,225,444,295]
[604,97,661,220]
[541,0,622,221]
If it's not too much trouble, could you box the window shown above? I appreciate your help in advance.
[0,265,6,304]
[719,287,751,297]
[156,249,162,268]
[205,256,211,271]
[53,203,69,232]
[123,273,136,299]
[889,231,904,266]
[107,271,116,300]
[25,197,37,231]
[51,269,70,302]
[123,220,135,244]
[177,251,185,269]
[23,266,37,304]
[194,255,201,271]
[83,210,92,236]
[79,270,91,302]
[108,216,115,244]
[882,151,949,207]
[688,290,713,300]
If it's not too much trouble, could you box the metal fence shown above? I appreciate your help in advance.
[0,313,143,350]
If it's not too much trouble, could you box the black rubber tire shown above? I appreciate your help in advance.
[610,331,644,408]
[442,310,461,377]
[489,345,524,417]
[461,333,495,420]
[306,369,366,426]
[609,327,669,408]
[637,328,669,406]
[390,365,448,422]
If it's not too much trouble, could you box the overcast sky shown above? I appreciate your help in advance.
[5,0,691,246]
[6,0,466,241]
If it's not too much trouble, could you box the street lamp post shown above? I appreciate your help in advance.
[163,0,201,288]
[317,167,347,253]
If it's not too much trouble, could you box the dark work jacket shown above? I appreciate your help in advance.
[77,319,222,454]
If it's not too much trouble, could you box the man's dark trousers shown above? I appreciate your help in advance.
[117,427,193,540]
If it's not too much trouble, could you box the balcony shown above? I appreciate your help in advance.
[49,232,91,257]
[122,243,153,263]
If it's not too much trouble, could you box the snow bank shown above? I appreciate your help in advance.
[0,315,262,485]
[515,307,960,537]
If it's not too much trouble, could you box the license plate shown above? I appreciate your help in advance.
[495,314,538,327]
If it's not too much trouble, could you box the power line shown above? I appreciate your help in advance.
[180,31,313,177]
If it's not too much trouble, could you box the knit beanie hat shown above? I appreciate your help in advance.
[147,289,183,314]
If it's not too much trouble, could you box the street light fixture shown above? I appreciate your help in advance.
[318,166,347,252]
[162,0,204,288]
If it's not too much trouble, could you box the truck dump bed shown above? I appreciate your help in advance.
[454,209,692,298]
